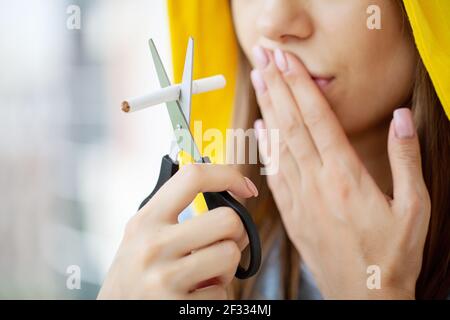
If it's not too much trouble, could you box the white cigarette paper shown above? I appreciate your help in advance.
[122,75,226,113]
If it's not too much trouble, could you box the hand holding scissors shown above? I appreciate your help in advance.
[99,38,261,299]
[135,38,261,279]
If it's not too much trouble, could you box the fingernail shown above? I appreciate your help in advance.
[244,177,259,197]
[274,48,288,72]
[252,46,269,69]
[250,69,267,94]
[393,108,415,139]
[254,119,265,140]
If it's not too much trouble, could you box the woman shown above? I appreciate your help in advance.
[98,0,450,299]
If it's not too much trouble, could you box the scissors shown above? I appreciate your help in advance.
[137,37,261,279]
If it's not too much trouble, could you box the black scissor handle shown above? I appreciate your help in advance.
[202,191,261,279]
[138,155,261,279]
[138,155,178,210]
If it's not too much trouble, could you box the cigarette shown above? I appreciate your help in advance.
[122,74,226,113]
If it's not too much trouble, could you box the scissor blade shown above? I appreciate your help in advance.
[148,39,172,88]
[180,37,194,125]
[148,39,202,162]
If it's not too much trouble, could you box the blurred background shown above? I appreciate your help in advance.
[0,0,174,298]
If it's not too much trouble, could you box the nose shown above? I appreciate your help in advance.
[256,0,313,43]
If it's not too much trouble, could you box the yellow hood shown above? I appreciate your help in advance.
[403,0,450,120]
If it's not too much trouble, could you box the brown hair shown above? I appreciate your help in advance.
[229,7,450,300]
[413,62,450,299]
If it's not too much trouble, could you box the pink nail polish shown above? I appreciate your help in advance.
[393,108,415,139]
[254,119,264,140]
[274,48,288,72]
[244,177,259,197]
[250,69,267,94]
[252,46,269,69]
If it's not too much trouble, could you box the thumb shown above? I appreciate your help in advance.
[388,108,427,213]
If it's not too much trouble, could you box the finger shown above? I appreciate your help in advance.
[254,119,271,166]
[140,164,258,223]
[254,119,293,213]
[254,118,281,176]
[251,69,278,158]
[388,108,429,215]
[251,69,302,184]
[252,88,301,205]
[177,240,241,291]
[251,69,301,208]
[189,285,227,300]
[258,47,321,170]
[267,173,293,215]
[280,51,359,167]
[252,69,288,179]
[236,230,249,252]
[168,207,247,256]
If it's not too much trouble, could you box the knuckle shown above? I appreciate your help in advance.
[219,208,243,235]
[224,165,240,188]
[179,163,203,181]
[404,193,423,215]
[283,70,296,84]
[337,181,352,203]
[278,139,290,156]
[283,121,300,140]
[183,254,202,273]
[331,172,356,203]
[145,233,170,261]
[326,159,358,183]
[146,271,163,289]
[303,109,323,129]
[324,164,345,185]
[319,167,355,210]
[160,266,177,286]
[240,235,250,251]
[395,144,420,167]
[319,141,336,158]
[151,265,178,289]
[123,215,142,240]
[146,241,163,261]
[295,149,313,164]
[221,240,241,265]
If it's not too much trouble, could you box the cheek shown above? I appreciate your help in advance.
[329,18,417,134]
[231,2,259,66]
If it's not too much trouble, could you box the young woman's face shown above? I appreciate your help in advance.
[231,0,418,134]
